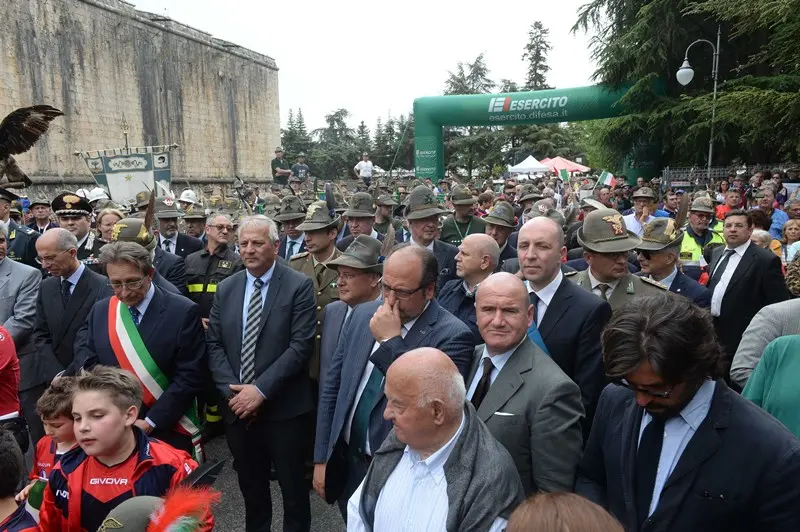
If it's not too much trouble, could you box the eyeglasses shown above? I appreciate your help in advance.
[381,281,423,299]
[208,224,233,232]
[614,378,675,399]
[108,278,147,291]
[35,249,71,265]
[691,212,711,220]
[635,249,652,260]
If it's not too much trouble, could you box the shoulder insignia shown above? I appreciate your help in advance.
[290,251,310,260]
[8,230,15,240]
[18,226,35,235]
[640,276,668,290]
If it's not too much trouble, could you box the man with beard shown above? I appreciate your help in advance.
[577,294,800,532]
[154,197,203,259]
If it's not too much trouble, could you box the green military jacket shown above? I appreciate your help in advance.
[439,214,486,247]
[374,217,402,236]
[566,269,666,309]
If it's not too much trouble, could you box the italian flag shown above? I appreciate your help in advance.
[600,170,616,187]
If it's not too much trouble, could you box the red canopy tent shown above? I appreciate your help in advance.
[541,156,590,173]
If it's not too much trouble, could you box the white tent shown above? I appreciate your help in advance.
[508,155,549,174]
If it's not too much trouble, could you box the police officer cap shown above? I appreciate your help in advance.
[0,187,20,203]
[51,191,92,217]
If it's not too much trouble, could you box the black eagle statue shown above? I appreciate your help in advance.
[0,105,63,187]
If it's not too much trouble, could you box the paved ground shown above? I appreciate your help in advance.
[206,437,345,531]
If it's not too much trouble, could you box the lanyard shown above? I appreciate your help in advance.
[453,217,472,241]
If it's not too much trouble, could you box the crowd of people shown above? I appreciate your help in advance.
[0,160,798,532]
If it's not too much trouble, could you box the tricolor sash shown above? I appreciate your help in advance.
[107,296,204,462]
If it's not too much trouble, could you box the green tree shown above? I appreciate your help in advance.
[522,21,552,91]
[356,121,372,157]
[309,109,359,179]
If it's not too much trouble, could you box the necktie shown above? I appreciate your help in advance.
[597,283,610,301]
[635,417,666,524]
[286,240,296,259]
[529,291,540,325]
[708,249,736,290]
[314,261,326,286]
[128,307,141,327]
[164,240,172,253]
[240,278,264,384]
[61,280,71,308]
[470,357,495,409]
[350,366,383,455]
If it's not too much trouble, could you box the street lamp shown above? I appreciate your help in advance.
[677,25,721,182]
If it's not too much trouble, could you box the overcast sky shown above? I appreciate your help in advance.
[132,0,598,132]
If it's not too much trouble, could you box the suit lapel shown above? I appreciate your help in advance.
[137,286,166,347]
[54,269,93,343]
[466,346,483,387]
[707,247,723,278]
[620,400,644,531]
[259,262,284,333]
[228,273,246,368]
[725,246,755,292]
[0,260,10,294]
[608,277,632,308]
[402,300,439,350]
[476,340,532,422]
[538,278,571,339]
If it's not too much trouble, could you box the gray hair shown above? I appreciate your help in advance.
[751,229,772,247]
[0,221,7,239]
[237,215,279,241]
[51,228,78,251]
[98,241,154,274]
[417,371,466,418]
[662,242,682,259]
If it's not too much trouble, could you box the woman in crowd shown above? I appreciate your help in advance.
[781,219,800,263]
[749,209,782,258]
[95,208,125,242]
[715,179,730,203]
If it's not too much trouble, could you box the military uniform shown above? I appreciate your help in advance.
[439,184,485,246]
[568,207,666,308]
[374,194,402,235]
[50,192,103,268]
[185,245,243,318]
[7,218,39,269]
[288,200,341,382]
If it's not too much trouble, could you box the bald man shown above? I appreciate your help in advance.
[437,233,500,344]
[465,273,584,494]
[31,228,107,440]
[348,348,524,531]
[516,217,610,437]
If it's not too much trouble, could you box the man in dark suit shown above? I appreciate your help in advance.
[276,195,308,260]
[577,294,800,532]
[707,210,790,362]
[153,246,188,295]
[401,185,458,289]
[154,196,203,259]
[482,201,518,272]
[636,218,711,308]
[33,228,107,381]
[516,217,611,435]
[467,273,584,494]
[207,215,316,532]
[335,192,384,251]
[73,241,204,455]
[314,244,474,516]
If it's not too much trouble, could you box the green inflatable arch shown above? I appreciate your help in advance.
[413,83,655,181]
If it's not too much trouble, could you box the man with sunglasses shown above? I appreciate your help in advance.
[577,293,800,532]
[680,197,725,282]
[636,218,711,308]
[569,208,666,308]
[74,241,204,455]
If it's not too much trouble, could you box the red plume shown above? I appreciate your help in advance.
[147,486,220,532]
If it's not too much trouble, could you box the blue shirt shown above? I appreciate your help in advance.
[241,263,276,344]
[653,267,679,290]
[63,262,85,295]
[131,283,155,319]
[766,208,789,240]
[638,379,716,516]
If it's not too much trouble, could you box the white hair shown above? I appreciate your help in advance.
[417,371,466,418]
[751,229,772,247]
[237,215,279,241]
[0,221,8,239]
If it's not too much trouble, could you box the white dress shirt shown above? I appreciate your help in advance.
[526,269,563,326]
[160,233,178,253]
[587,268,620,299]
[346,415,507,532]
[62,263,85,295]
[344,310,424,455]
[623,213,654,237]
[411,237,435,252]
[710,240,750,317]
[638,379,715,516]
[466,344,518,400]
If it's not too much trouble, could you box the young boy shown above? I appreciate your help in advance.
[0,430,37,531]
[15,379,77,506]
[38,366,213,531]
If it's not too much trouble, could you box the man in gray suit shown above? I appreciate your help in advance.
[317,235,383,397]
[0,221,42,442]
[467,272,584,494]
[314,243,474,516]
[730,298,800,390]
[207,215,316,532]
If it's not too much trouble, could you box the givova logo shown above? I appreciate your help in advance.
[488,97,511,113]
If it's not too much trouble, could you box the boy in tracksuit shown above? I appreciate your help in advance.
[38,366,213,531]
[0,430,36,531]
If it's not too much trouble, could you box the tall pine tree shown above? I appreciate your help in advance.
[522,22,552,91]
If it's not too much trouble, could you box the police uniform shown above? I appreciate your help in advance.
[185,245,243,318]
[0,188,39,270]
[50,192,103,268]
[568,208,666,309]
[439,185,485,246]
[288,200,341,382]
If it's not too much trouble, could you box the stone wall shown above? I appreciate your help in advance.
[0,0,280,192]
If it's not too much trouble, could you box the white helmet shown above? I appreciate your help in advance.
[75,188,91,199]
[88,187,110,202]
[179,189,198,205]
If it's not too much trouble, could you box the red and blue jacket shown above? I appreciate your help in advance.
[38,427,212,531]
[29,436,67,482]
[0,504,36,532]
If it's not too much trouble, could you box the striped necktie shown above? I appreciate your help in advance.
[240,278,264,384]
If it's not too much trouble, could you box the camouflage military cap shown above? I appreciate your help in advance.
[376,194,398,207]
[482,201,516,228]
[296,200,340,232]
[449,184,475,206]
[404,185,447,221]
[154,196,182,219]
[274,195,307,221]
[111,218,157,251]
[518,184,543,203]
[689,196,715,214]
[638,217,684,251]
[632,187,657,200]
[344,192,375,217]
[327,235,383,273]
[577,208,642,253]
